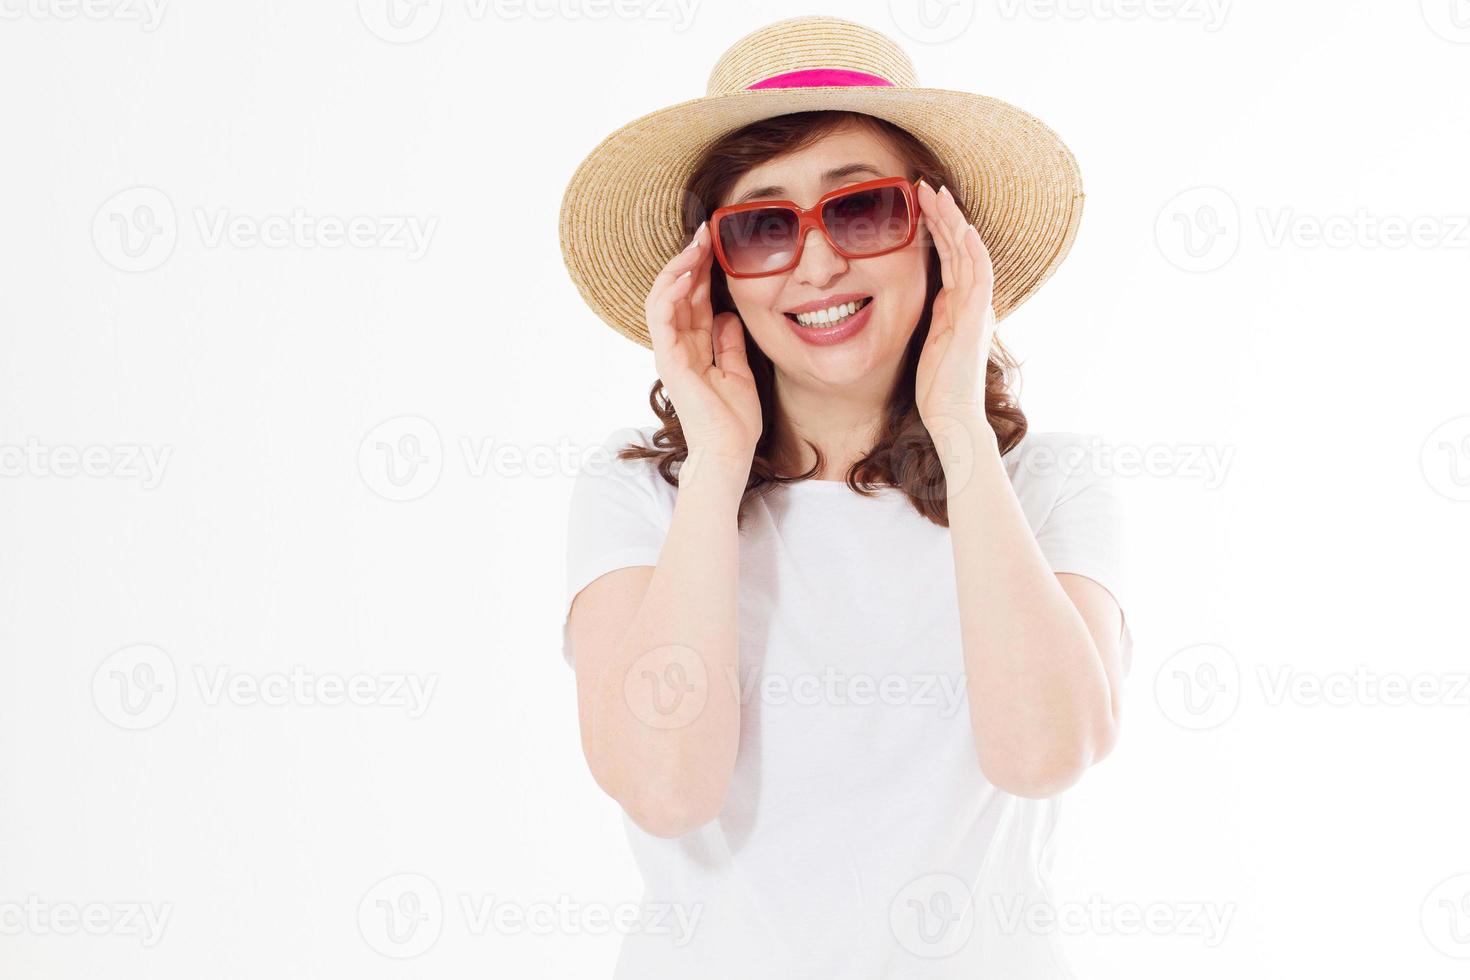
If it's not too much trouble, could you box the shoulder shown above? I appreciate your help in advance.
[580,423,676,504]
[595,422,659,459]
[1001,429,1124,529]
[1002,429,1110,486]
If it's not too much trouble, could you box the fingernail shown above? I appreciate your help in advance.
[940,185,951,198]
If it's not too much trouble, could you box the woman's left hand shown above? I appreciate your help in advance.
[914,179,998,435]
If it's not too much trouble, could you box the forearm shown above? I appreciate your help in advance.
[936,415,1115,798]
[586,447,748,836]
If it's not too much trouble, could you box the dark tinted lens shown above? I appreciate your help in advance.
[718,207,799,274]
[821,185,911,255]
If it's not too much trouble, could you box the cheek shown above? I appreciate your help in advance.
[728,281,785,328]
[873,251,930,322]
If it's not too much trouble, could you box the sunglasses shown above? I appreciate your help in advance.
[708,175,920,278]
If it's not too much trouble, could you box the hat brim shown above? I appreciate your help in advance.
[559,85,1083,349]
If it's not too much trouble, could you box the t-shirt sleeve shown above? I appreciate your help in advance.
[1030,434,1135,676]
[560,426,671,668]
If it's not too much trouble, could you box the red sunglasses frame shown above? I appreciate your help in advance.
[708,175,921,279]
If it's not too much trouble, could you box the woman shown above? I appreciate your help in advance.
[558,16,1131,979]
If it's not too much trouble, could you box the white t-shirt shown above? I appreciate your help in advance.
[562,424,1132,979]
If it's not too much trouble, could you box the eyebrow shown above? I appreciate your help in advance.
[729,163,888,206]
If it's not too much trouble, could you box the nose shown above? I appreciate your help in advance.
[791,225,848,288]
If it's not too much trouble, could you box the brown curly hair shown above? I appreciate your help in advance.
[617,110,1028,528]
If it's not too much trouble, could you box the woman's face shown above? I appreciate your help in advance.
[719,124,929,390]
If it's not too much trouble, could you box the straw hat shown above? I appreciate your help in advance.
[558,14,1083,349]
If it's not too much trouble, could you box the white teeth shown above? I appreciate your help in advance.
[793,299,866,327]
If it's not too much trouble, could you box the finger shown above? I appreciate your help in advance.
[967,220,995,286]
[953,218,975,301]
[961,225,994,309]
[918,184,956,294]
[712,312,751,379]
[649,270,698,355]
[648,279,686,371]
[689,229,714,339]
[937,186,974,299]
[917,181,953,279]
[673,267,692,336]
[643,231,707,319]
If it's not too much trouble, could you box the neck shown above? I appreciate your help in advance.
[771,366,897,480]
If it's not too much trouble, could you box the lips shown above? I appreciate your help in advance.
[782,295,875,347]
[783,291,871,314]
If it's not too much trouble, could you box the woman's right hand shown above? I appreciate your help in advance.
[644,221,762,465]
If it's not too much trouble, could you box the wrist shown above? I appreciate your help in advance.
[925,409,995,455]
[679,445,753,493]
[926,412,1000,491]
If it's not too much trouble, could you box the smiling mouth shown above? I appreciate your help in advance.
[784,296,873,329]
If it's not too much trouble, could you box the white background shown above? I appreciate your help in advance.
[2,0,1468,976]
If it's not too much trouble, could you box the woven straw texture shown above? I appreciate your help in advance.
[559,15,1084,349]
